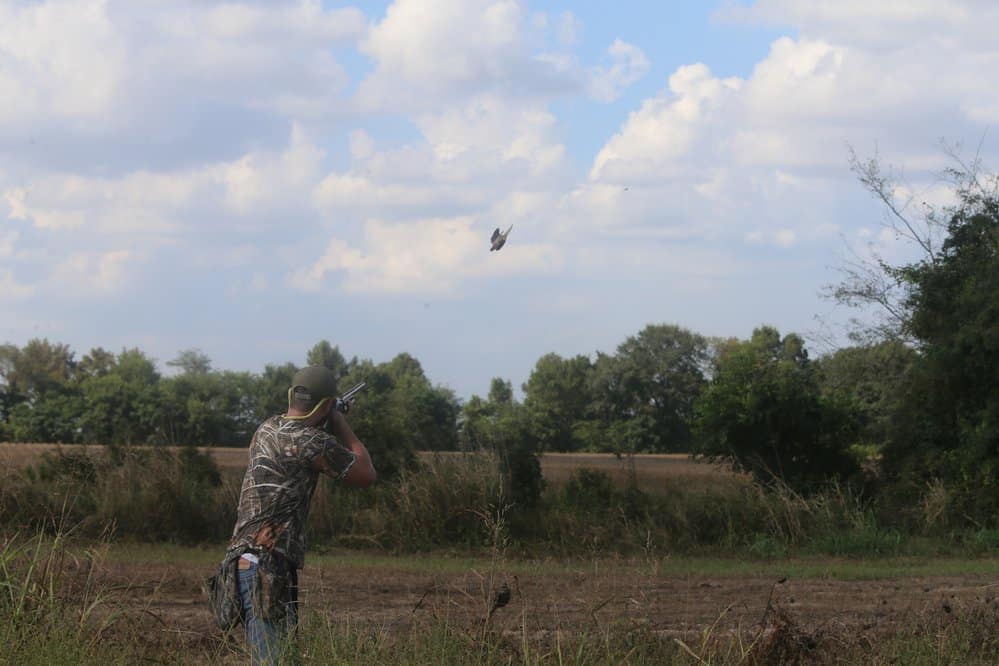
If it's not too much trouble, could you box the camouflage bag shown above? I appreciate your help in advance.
[251,550,296,624]
[205,553,244,630]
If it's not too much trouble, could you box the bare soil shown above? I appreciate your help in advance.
[90,551,998,662]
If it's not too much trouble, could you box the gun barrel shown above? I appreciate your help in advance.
[341,381,366,400]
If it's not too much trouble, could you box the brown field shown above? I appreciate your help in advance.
[0,443,743,493]
[5,442,999,662]
[64,545,999,663]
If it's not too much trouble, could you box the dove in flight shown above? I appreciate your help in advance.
[490,225,513,251]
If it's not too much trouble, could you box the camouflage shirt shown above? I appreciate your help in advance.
[228,415,356,569]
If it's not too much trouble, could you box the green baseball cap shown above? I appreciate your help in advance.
[289,366,338,409]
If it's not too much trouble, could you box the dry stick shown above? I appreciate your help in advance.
[411,589,431,613]
[673,638,710,665]
[588,593,615,645]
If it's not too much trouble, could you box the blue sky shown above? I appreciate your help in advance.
[2,0,998,399]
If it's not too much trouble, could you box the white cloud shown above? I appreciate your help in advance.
[0,0,126,125]
[716,1,979,47]
[587,39,650,103]
[5,124,327,237]
[290,217,560,294]
[556,11,582,46]
[358,0,538,108]
[220,124,325,216]
[583,0,999,253]
[775,229,797,247]
[591,63,741,182]
[357,0,642,111]
[51,249,134,292]
[313,93,571,230]
[0,0,365,152]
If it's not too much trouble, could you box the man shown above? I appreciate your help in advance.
[227,365,376,664]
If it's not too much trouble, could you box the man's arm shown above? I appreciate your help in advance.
[323,410,377,487]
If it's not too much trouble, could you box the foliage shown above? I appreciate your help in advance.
[77,350,160,446]
[694,327,860,494]
[879,169,999,526]
[522,353,593,452]
[458,378,545,510]
[306,339,353,382]
[815,339,916,450]
[583,324,708,453]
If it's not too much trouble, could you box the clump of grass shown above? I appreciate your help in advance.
[308,450,508,551]
[0,528,138,665]
[1,444,234,544]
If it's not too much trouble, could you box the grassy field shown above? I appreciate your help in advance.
[5,442,999,663]
[6,536,999,665]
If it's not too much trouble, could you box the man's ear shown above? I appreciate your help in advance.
[317,397,336,426]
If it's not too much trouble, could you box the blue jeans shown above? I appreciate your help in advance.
[238,563,298,665]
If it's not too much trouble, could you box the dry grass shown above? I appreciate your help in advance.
[0,443,743,495]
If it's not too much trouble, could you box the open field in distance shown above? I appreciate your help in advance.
[0,443,744,494]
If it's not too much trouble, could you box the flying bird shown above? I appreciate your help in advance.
[490,225,513,252]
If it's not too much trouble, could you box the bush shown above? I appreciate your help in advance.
[2,445,232,543]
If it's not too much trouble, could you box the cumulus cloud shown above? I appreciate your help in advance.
[579,0,999,253]
[3,0,999,364]
[357,0,552,109]
[0,0,365,170]
[357,0,646,111]
[51,249,135,293]
[591,63,741,182]
[587,39,651,103]
[290,217,560,294]
[0,0,125,126]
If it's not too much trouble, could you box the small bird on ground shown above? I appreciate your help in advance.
[490,225,513,251]
[491,582,511,613]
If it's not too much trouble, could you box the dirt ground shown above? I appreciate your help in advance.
[95,552,998,661]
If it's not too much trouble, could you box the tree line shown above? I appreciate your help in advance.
[2,158,998,527]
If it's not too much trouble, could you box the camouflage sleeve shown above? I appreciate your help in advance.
[299,430,356,480]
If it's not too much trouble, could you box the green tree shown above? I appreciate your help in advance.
[694,327,860,493]
[158,370,258,446]
[522,353,593,452]
[2,339,84,442]
[487,378,513,408]
[816,340,915,450]
[590,324,709,453]
[0,343,21,432]
[255,362,298,421]
[336,360,413,478]
[77,347,116,380]
[458,381,543,508]
[382,353,460,451]
[167,348,212,375]
[880,172,999,523]
[8,393,85,442]
[79,348,161,445]
[7,338,76,402]
[306,340,352,381]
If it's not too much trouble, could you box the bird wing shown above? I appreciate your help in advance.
[491,228,500,242]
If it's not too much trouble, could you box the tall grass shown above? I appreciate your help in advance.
[4,524,999,664]
[0,528,137,665]
[2,446,996,559]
